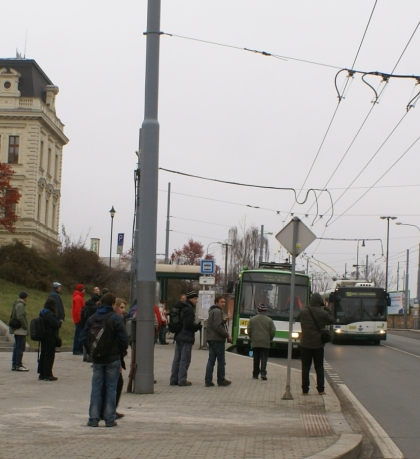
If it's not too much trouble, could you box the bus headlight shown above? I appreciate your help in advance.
[240,328,248,335]
[291,332,299,339]
[379,329,386,334]
[334,329,342,334]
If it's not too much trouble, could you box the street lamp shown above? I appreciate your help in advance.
[206,241,222,255]
[396,222,420,306]
[109,206,116,267]
[380,216,397,292]
[353,239,365,280]
[259,225,273,265]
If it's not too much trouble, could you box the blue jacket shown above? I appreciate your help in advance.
[81,305,128,364]
[49,290,65,321]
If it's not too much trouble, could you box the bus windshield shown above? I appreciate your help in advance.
[240,282,308,319]
[334,297,387,324]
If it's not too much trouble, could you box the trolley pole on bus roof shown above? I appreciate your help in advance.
[276,217,316,400]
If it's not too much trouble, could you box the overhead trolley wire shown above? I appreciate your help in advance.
[284,0,379,224]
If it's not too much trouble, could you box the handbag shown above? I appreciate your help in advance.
[308,308,331,344]
[8,317,21,329]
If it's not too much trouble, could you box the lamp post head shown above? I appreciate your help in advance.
[380,216,397,220]
[109,206,116,218]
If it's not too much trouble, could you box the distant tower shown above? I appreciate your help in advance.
[0,58,69,249]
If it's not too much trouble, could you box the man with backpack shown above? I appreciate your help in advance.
[170,291,202,386]
[81,293,128,428]
[80,294,101,362]
[9,291,29,372]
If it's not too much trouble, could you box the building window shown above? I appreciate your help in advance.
[54,154,59,180]
[47,148,51,175]
[40,141,44,169]
[45,198,49,226]
[37,194,42,221]
[8,136,19,164]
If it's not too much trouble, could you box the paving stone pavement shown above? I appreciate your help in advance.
[0,341,361,459]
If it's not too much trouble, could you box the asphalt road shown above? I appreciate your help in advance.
[324,332,420,459]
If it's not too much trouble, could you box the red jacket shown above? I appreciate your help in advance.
[72,290,85,324]
[154,305,162,337]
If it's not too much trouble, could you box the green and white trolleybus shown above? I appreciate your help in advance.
[232,263,311,355]
[324,280,389,344]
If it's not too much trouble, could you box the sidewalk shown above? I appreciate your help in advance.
[0,342,361,459]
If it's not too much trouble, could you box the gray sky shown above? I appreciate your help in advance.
[2,1,420,292]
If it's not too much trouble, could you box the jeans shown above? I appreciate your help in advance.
[205,341,226,384]
[12,335,26,367]
[158,325,167,344]
[300,347,325,393]
[89,359,121,425]
[170,341,192,384]
[72,322,84,355]
[252,347,269,377]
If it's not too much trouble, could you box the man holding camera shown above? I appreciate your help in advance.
[205,296,232,387]
[170,291,202,386]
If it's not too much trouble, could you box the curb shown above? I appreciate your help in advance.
[304,434,362,459]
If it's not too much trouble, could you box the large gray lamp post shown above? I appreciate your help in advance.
[380,216,397,291]
[109,206,116,267]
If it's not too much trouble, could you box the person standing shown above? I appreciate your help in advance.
[71,283,85,355]
[158,299,168,345]
[297,292,334,395]
[205,296,232,387]
[38,298,62,381]
[247,304,276,380]
[49,282,65,322]
[9,291,29,372]
[82,293,128,427]
[170,291,202,386]
[81,294,101,362]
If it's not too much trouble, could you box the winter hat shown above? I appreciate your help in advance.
[19,291,28,299]
[186,291,198,299]
[53,282,61,289]
[76,284,85,291]
[257,303,267,313]
[91,294,101,303]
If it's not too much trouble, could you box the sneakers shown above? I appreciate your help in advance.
[252,376,259,379]
[11,366,16,371]
[106,421,118,427]
[87,421,99,427]
[115,412,125,419]
[44,376,58,381]
[261,376,267,381]
[205,382,215,387]
[178,381,192,386]
[318,391,326,395]
[302,392,309,396]
[15,366,29,372]
[38,375,45,380]
[218,379,231,386]
[170,382,178,386]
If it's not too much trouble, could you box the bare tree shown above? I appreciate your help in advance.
[361,262,396,290]
[228,225,269,281]
[311,271,333,294]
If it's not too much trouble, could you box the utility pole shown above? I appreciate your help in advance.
[223,243,229,293]
[404,249,409,329]
[134,0,161,395]
[164,182,171,264]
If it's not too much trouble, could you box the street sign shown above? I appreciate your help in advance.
[199,276,215,285]
[200,259,215,274]
[117,233,124,255]
[275,218,316,256]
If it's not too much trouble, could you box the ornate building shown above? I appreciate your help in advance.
[0,58,68,249]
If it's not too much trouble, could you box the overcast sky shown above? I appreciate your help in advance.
[2,1,420,293]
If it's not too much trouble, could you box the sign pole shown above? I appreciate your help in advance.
[282,217,298,400]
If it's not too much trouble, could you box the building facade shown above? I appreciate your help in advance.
[0,58,68,249]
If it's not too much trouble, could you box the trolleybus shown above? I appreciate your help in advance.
[232,263,311,355]
[324,280,389,345]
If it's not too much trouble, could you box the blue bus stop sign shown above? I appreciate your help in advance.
[200,259,215,274]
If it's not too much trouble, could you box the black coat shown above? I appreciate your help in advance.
[175,301,201,344]
[40,309,61,344]
[49,290,65,321]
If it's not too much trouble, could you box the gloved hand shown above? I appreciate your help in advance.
[196,322,203,331]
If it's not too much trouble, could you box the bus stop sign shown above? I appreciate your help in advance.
[200,259,215,274]
[275,217,316,256]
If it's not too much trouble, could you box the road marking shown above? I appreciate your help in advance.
[383,343,420,359]
[339,384,403,459]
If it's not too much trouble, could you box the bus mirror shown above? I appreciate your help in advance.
[387,294,391,306]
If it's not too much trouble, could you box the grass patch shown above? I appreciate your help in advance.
[0,278,75,348]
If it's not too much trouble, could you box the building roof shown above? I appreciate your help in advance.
[0,58,54,100]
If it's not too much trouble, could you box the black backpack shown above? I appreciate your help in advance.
[80,302,97,327]
[168,306,184,334]
[30,316,46,341]
[85,312,115,359]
